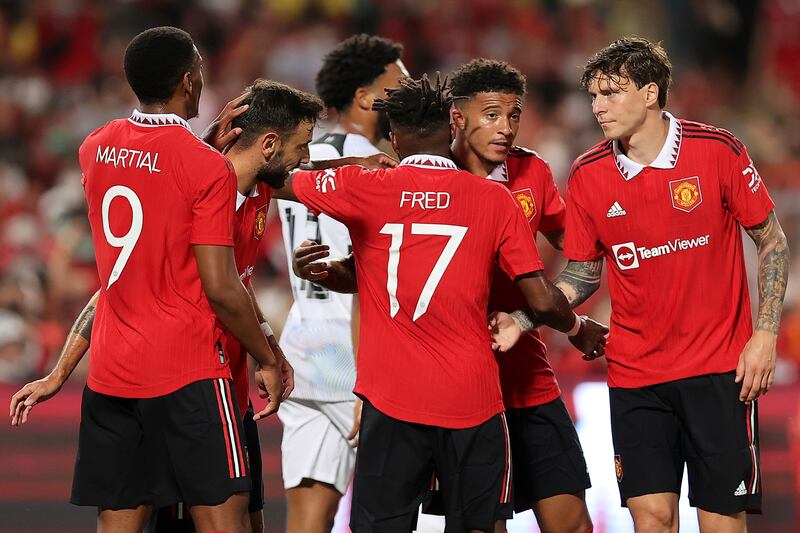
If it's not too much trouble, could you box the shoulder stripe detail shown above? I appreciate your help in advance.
[682,124,740,144]
[574,148,612,171]
[578,141,612,161]
[683,134,742,156]
[509,146,539,158]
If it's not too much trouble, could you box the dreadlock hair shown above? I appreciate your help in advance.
[316,34,404,112]
[581,37,672,109]
[231,79,323,148]
[372,74,452,138]
[450,58,527,98]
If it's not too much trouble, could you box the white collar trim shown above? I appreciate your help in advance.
[399,154,458,170]
[128,109,192,131]
[612,111,682,180]
[486,162,508,182]
[235,185,260,211]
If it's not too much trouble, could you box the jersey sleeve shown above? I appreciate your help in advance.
[720,144,775,228]
[495,187,544,279]
[537,161,566,232]
[563,170,603,261]
[291,165,364,223]
[189,151,237,246]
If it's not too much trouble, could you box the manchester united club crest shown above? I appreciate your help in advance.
[512,188,536,221]
[669,176,702,212]
[254,207,267,239]
[614,454,623,482]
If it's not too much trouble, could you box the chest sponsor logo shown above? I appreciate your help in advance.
[512,188,536,220]
[669,176,702,212]
[611,234,711,270]
[254,206,267,240]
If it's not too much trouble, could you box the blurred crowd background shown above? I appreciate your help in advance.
[0,0,798,531]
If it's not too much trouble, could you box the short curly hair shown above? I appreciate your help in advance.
[581,37,672,109]
[124,26,196,104]
[315,34,404,112]
[449,58,527,99]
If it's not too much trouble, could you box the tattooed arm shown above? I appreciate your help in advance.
[735,211,790,402]
[10,290,99,426]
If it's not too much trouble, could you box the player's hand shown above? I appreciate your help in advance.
[569,316,609,360]
[200,92,250,152]
[735,330,777,403]
[293,240,331,281]
[253,364,283,420]
[488,311,523,352]
[278,356,295,401]
[345,397,363,448]
[9,375,63,427]
[356,153,398,170]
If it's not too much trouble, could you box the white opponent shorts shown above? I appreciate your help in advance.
[278,397,357,494]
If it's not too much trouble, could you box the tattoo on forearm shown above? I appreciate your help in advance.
[510,309,537,332]
[554,259,604,308]
[73,305,96,341]
[745,212,789,334]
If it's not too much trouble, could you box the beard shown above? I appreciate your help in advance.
[256,153,290,189]
[376,110,392,141]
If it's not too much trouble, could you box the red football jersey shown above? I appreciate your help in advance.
[79,110,237,398]
[226,182,273,412]
[488,147,566,408]
[292,155,544,428]
[564,114,775,388]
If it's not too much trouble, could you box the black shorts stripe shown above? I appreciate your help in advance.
[682,134,742,156]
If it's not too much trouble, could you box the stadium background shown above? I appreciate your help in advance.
[0,0,798,531]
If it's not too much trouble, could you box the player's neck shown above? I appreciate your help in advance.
[618,112,670,166]
[226,153,258,195]
[138,101,189,120]
[333,110,379,145]
[451,138,494,177]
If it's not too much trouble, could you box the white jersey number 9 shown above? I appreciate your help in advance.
[102,185,143,289]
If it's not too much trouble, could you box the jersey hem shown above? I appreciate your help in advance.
[607,365,738,389]
[502,386,561,409]
[87,367,232,398]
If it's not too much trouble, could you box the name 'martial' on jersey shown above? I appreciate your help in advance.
[95,145,162,174]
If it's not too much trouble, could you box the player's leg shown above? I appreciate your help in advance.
[278,398,356,533]
[505,399,592,533]
[70,386,154,532]
[432,412,513,533]
[242,403,266,533]
[609,386,683,533]
[677,372,761,533]
[350,399,434,533]
[147,378,251,533]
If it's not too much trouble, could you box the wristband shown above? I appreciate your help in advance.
[566,313,582,337]
[260,321,274,338]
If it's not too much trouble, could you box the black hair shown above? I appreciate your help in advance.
[581,36,672,109]
[316,34,404,112]
[450,58,527,98]
[123,26,197,104]
[372,73,451,138]
[232,79,323,147]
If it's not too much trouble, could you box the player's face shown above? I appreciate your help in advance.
[587,73,651,140]
[370,60,409,140]
[256,119,314,188]
[457,92,522,165]
[187,48,204,119]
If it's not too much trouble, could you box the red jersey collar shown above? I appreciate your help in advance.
[399,154,458,170]
[128,109,192,132]
[612,112,682,181]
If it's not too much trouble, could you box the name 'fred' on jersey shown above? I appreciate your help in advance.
[291,155,543,428]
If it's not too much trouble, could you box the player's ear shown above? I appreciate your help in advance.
[451,104,466,131]
[181,71,193,97]
[261,132,281,159]
[355,87,373,112]
[390,132,398,154]
[644,82,660,108]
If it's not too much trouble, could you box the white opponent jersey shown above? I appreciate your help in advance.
[278,132,379,401]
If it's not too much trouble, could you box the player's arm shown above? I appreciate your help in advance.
[245,281,294,400]
[736,211,790,402]
[194,245,283,419]
[512,271,608,357]
[10,290,99,426]
[299,152,397,171]
[292,240,358,293]
[540,228,565,251]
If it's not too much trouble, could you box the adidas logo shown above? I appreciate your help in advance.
[734,481,747,496]
[607,201,627,218]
